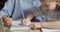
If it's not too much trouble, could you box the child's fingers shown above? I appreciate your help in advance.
[21,19,27,26]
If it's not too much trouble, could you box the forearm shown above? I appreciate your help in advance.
[30,21,60,29]
[32,22,42,28]
[29,22,42,30]
[42,21,60,29]
[26,12,34,21]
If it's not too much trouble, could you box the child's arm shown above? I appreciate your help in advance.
[30,21,60,29]
[26,12,34,21]
[30,22,42,30]
[18,12,34,26]
[42,21,60,29]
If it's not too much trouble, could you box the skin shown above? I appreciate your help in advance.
[42,21,60,29]
[2,12,34,27]
[2,11,41,29]
[28,0,59,30]
[39,0,60,29]
[2,16,12,27]
[41,0,57,11]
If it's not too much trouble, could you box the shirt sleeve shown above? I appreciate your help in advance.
[0,10,8,18]
[0,0,14,18]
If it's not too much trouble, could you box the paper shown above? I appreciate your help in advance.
[10,20,30,30]
[42,28,60,32]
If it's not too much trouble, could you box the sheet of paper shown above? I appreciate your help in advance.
[42,28,60,32]
[10,20,30,30]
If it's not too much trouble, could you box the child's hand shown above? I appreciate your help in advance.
[21,19,31,26]
[30,22,42,30]
[18,19,31,26]
[2,16,12,27]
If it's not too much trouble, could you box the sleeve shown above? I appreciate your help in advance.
[0,10,8,18]
[33,0,41,8]
[0,0,14,18]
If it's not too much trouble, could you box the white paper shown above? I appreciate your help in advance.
[10,20,30,30]
[42,28,60,32]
